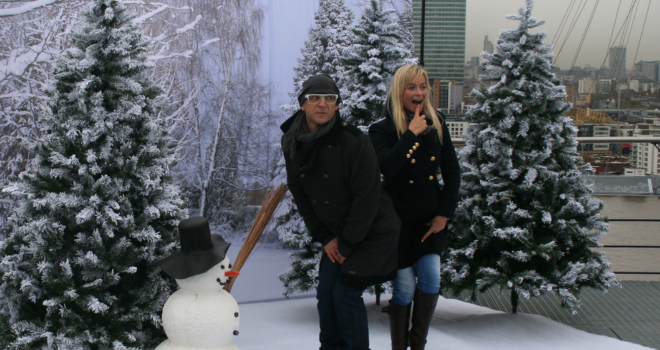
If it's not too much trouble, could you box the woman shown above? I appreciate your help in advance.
[368,65,460,350]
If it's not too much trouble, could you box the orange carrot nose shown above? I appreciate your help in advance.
[225,271,240,277]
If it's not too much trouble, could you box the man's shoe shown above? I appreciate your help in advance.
[409,290,439,350]
[388,300,411,350]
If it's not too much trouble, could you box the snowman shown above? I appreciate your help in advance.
[156,217,241,350]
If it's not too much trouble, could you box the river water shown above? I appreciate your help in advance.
[595,195,660,281]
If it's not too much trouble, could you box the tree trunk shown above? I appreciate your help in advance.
[375,284,382,305]
[511,290,518,314]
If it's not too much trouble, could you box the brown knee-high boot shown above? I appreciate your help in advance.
[388,300,411,350]
[409,290,439,350]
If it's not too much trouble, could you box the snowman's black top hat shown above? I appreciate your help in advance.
[157,217,231,279]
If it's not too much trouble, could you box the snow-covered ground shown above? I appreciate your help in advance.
[227,244,652,350]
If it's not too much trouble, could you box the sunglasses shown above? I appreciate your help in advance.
[304,94,338,105]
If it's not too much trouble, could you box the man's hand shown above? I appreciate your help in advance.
[421,216,448,242]
[409,104,428,136]
[324,237,346,264]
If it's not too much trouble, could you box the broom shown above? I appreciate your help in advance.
[224,184,286,292]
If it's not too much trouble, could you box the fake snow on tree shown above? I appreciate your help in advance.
[0,0,186,348]
[441,0,619,315]
[340,0,416,127]
[157,217,241,350]
[283,0,354,115]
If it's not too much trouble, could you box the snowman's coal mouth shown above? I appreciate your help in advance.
[216,277,231,287]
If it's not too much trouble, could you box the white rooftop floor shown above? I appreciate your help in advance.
[227,244,651,350]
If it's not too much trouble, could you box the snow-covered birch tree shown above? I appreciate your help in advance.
[441,0,619,314]
[341,0,416,126]
[161,0,279,231]
[0,0,186,347]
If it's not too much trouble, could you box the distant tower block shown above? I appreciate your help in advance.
[484,35,494,54]
[413,0,466,84]
[609,46,626,80]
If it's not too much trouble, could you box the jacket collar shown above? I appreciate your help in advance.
[280,110,344,145]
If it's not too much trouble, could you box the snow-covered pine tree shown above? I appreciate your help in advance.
[396,3,415,55]
[340,0,416,127]
[441,0,618,314]
[0,0,186,348]
[276,0,354,295]
[283,0,354,114]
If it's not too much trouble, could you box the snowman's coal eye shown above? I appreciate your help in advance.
[228,264,233,269]
[221,265,225,269]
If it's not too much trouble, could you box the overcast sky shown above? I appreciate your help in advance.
[260,0,659,110]
[465,0,659,70]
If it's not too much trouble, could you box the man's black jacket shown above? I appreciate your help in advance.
[281,111,399,288]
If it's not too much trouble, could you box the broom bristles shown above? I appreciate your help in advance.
[224,184,287,292]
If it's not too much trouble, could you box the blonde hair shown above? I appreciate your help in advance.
[386,65,443,143]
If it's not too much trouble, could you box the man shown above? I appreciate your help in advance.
[281,74,400,350]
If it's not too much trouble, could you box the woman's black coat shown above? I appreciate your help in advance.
[368,110,460,268]
[281,111,400,288]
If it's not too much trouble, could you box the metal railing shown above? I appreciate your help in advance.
[597,218,660,275]
[452,136,660,146]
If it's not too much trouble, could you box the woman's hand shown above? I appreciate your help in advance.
[421,216,448,242]
[408,104,428,136]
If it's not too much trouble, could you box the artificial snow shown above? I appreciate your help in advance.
[229,244,651,350]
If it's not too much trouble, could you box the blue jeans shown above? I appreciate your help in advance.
[317,254,369,350]
[391,253,440,305]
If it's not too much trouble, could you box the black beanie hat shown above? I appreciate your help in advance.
[297,74,341,106]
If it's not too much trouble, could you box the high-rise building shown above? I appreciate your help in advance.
[631,117,660,175]
[609,46,627,80]
[578,78,595,94]
[629,80,639,92]
[598,79,612,93]
[432,80,463,114]
[484,35,494,54]
[468,56,480,68]
[632,61,659,82]
[413,0,466,84]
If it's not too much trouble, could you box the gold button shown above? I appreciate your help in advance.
[406,154,411,158]
[409,180,414,184]
[431,156,436,161]
[415,142,420,147]
[413,146,417,150]
[409,149,413,154]
[411,159,416,164]
[429,176,434,180]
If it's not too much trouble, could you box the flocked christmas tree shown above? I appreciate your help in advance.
[276,0,355,295]
[0,0,186,348]
[441,0,618,314]
[340,0,416,127]
[283,0,354,115]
